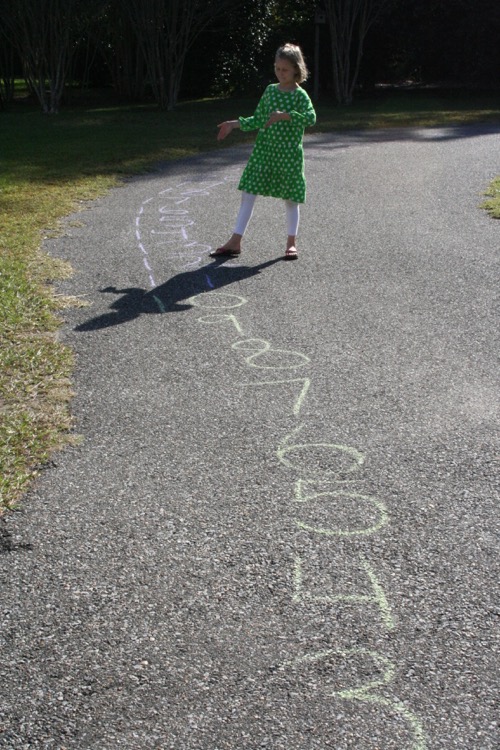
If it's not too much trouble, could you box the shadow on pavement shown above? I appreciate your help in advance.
[75,256,282,332]
[0,520,33,555]
[306,122,500,150]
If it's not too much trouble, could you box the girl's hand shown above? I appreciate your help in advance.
[217,121,237,140]
[265,110,290,127]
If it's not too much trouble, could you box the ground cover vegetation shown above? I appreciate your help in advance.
[1,0,499,511]
[481,177,500,219]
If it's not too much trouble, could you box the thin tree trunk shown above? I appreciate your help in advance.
[325,0,387,105]
[1,0,82,113]
[126,0,240,111]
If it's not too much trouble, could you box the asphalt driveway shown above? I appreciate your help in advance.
[1,124,499,749]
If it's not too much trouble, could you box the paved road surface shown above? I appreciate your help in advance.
[1,125,499,749]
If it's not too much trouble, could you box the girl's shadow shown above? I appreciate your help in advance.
[75,257,282,332]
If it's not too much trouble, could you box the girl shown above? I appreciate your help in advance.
[212,43,316,261]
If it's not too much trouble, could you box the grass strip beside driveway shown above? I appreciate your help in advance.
[481,176,500,218]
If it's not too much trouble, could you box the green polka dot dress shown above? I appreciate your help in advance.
[238,84,316,204]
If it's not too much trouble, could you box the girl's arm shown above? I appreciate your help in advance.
[217,120,240,141]
[238,87,271,132]
[265,110,291,127]
[217,87,271,139]
[288,89,316,128]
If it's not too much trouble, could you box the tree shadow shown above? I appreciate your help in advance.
[0,520,33,555]
[75,256,282,332]
[306,122,500,150]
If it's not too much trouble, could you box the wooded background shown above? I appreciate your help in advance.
[1,0,499,113]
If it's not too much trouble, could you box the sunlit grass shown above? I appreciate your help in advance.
[1,89,499,510]
[314,89,500,131]
[481,176,500,218]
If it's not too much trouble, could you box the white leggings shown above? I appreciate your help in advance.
[233,192,300,236]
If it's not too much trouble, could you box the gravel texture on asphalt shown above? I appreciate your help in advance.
[1,125,499,749]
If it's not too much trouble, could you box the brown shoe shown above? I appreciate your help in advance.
[209,247,241,257]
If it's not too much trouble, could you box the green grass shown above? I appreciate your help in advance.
[481,176,500,218]
[1,89,500,510]
[316,88,500,130]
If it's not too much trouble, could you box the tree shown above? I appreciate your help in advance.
[406,0,500,85]
[0,0,92,113]
[0,24,16,108]
[359,0,500,88]
[124,0,242,110]
[323,0,389,104]
[209,0,280,97]
[95,1,146,101]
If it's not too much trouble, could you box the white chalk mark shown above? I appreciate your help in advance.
[361,559,394,629]
[232,338,310,370]
[187,292,248,309]
[277,425,364,477]
[132,177,427,748]
[153,295,166,313]
[293,482,388,536]
[158,216,195,224]
[284,647,395,692]
[292,556,394,630]
[240,377,311,416]
[158,207,189,215]
[282,648,426,745]
[197,313,244,336]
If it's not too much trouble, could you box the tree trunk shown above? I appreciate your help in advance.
[324,0,387,105]
[0,34,16,106]
[0,0,83,114]
[126,0,240,111]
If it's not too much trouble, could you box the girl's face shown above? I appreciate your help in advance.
[274,57,297,89]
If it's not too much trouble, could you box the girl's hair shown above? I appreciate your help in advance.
[275,43,309,83]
